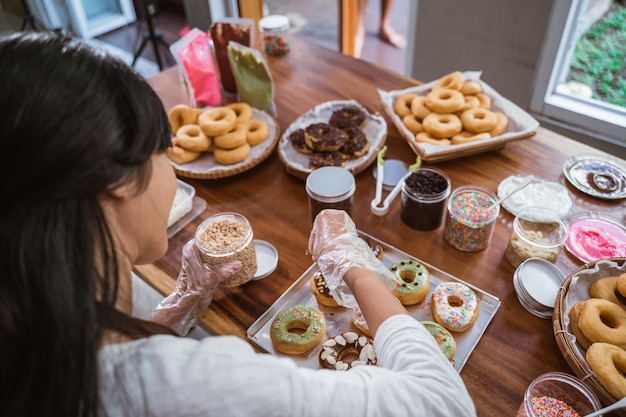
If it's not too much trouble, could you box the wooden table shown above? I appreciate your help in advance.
[137,37,626,417]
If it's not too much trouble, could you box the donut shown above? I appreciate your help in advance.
[389,260,430,305]
[198,107,237,137]
[589,276,626,310]
[319,332,377,371]
[476,93,492,110]
[462,95,481,111]
[309,151,347,168]
[365,237,384,260]
[488,112,509,137]
[415,132,451,146]
[290,128,311,154]
[425,88,465,114]
[351,308,371,337]
[403,114,424,134]
[431,282,479,332]
[586,342,626,399]
[568,301,592,350]
[394,93,418,117]
[460,108,498,133]
[175,124,212,152]
[460,80,482,95]
[433,71,465,91]
[214,124,247,150]
[421,321,456,362]
[617,273,626,298]
[242,120,269,146]
[213,143,250,165]
[226,102,253,125]
[168,104,203,133]
[270,305,326,354]
[304,123,347,152]
[310,270,339,308]
[578,298,626,349]
[410,95,432,120]
[451,131,491,145]
[341,127,370,158]
[329,106,366,130]
[422,113,463,139]
[166,142,201,164]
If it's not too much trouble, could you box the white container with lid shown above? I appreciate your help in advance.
[259,14,290,56]
[305,166,356,222]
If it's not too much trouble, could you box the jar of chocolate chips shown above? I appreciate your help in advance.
[400,167,451,231]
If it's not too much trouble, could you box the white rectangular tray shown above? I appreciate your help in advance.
[247,231,500,372]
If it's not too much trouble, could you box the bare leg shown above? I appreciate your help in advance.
[378,0,406,49]
[355,0,368,58]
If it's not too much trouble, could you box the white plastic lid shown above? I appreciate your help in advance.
[259,15,289,32]
[252,240,278,280]
[306,166,356,203]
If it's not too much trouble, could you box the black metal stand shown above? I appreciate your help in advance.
[131,0,172,71]
[20,0,52,32]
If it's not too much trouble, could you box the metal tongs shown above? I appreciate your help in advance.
[370,146,422,216]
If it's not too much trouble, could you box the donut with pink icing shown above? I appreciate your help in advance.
[431,282,479,332]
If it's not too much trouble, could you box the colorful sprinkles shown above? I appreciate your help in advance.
[263,35,290,56]
[521,396,580,417]
[431,282,478,331]
[444,190,498,252]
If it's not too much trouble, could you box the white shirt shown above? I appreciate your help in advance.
[99,314,476,417]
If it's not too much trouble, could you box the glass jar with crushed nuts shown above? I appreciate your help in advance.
[195,212,257,287]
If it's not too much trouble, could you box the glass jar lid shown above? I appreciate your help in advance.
[259,15,289,33]
[306,166,356,203]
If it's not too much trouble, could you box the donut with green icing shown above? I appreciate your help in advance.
[421,320,456,362]
[390,260,430,305]
[270,305,326,354]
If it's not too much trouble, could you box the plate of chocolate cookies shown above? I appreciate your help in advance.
[277,99,387,179]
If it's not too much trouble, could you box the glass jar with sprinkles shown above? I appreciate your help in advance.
[195,212,257,287]
[443,185,499,252]
[259,14,290,56]
[516,372,601,417]
[305,166,356,223]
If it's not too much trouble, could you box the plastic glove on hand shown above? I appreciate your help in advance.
[308,209,395,308]
[149,239,241,335]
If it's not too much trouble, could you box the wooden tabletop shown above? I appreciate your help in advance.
[137,37,626,417]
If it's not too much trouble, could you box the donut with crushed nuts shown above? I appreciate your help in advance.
[319,332,377,371]
[304,123,347,152]
[329,106,366,130]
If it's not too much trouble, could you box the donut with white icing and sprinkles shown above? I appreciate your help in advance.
[319,332,377,371]
[431,282,479,332]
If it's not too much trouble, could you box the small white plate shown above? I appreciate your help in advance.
[497,175,572,217]
[252,240,278,280]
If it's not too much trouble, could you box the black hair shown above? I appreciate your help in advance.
[0,32,172,417]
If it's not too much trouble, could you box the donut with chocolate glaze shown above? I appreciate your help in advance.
[310,270,339,307]
[329,106,366,130]
[290,129,311,154]
[304,123,347,152]
[341,127,370,158]
[319,332,377,371]
[309,151,346,168]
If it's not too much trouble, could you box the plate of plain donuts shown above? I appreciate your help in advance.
[378,70,539,162]
[553,257,626,413]
[277,99,387,180]
[166,103,280,179]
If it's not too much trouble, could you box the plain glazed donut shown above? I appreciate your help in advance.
[460,108,498,133]
[213,142,251,165]
[476,93,492,110]
[394,93,418,117]
[421,321,457,362]
[431,282,479,332]
[304,123,347,152]
[389,260,431,305]
[589,276,626,310]
[319,332,377,371]
[198,107,237,136]
[410,95,432,120]
[415,132,451,146]
[166,140,201,164]
[423,113,463,139]
[451,131,491,145]
[403,114,424,134]
[214,124,247,149]
[175,124,212,152]
[310,270,339,308]
[241,120,269,145]
[433,71,465,91]
[426,88,465,113]
[462,95,481,111]
[489,112,509,137]
[460,80,482,95]
[168,104,203,133]
[586,342,626,399]
[226,102,253,125]
[270,305,326,354]
[617,273,626,298]
[578,298,626,349]
[568,301,592,350]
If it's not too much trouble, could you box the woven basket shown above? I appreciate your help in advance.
[553,257,626,414]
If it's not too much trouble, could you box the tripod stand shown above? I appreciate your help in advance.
[20,0,51,32]
[132,0,172,71]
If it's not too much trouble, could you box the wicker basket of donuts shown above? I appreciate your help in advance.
[378,70,539,162]
[277,99,387,180]
[553,257,626,414]
[165,102,280,179]
[247,232,500,372]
